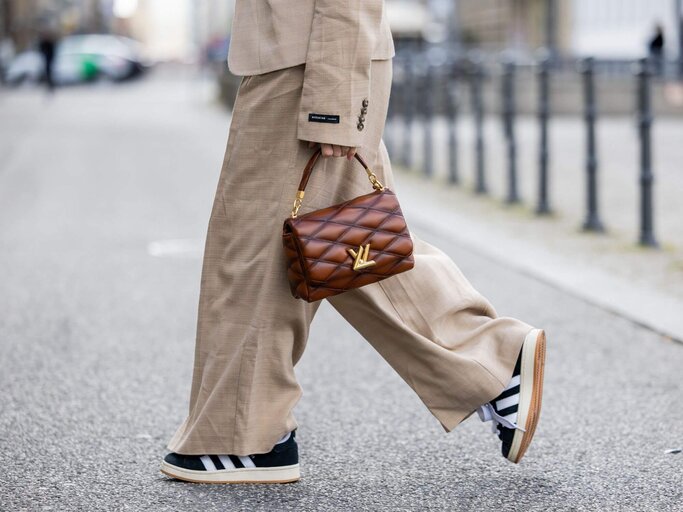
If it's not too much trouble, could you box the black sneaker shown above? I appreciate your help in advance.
[160,431,300,484]
[477,328,546,463]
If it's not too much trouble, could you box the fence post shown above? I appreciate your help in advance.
[446,63,460,185]
[470,57,487,194]
[545,0,558,65]
[402,53,415,169]
[423,62,434,178]
[581,57,605,232]
[677,0,683,79]
[536,55,552,214]
[385,66,397,159]
[636,58,658,247]
[502,59,520,204]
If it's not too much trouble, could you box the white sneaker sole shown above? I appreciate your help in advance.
[160,461,300,484]
[507,328,546,464]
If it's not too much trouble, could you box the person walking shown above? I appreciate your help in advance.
[38,31,56,93]
[648,23,665,76]
[161,0,546,484]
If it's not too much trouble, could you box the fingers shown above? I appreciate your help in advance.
[320,144,340,157]
[320,144,333,157]
[314,143,357,159]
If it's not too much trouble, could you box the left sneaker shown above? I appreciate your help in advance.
[477,328,546,463]
[160,431,300,484]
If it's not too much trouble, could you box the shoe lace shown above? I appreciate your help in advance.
[476,402,526,434]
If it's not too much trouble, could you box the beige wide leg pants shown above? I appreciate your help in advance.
[167,59,532,456]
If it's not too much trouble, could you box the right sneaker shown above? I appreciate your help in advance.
[477,328,546,464]
[160,431,300,484]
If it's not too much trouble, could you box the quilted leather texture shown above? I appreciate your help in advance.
[282,189,414,302]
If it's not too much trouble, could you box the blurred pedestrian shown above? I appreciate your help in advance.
[0,37,15,83]
[38,31,57,92]
[648,23,665,76]
[161,0,547,484]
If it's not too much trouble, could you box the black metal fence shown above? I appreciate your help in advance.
[385,48,671,248]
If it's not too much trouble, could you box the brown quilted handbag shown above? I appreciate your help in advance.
[282,149,414,302]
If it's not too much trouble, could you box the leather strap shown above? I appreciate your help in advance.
[291,148,384,218]
[296,149,374,193]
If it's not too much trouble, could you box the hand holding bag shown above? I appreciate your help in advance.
[282,149,414,302]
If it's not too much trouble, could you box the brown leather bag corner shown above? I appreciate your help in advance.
[282,149,414,302]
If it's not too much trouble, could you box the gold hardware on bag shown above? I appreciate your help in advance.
[347,243,376,271]
[365,168,385,191]
[291,190,305,218]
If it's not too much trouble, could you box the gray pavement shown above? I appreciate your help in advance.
[1,69,682,511]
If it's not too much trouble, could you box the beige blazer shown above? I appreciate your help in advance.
[228,0,395,148]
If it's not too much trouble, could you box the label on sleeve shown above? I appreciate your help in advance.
[308,113,340,124]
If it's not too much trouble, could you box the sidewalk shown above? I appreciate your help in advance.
[388,115,683,341]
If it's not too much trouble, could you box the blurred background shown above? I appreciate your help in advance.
[2,1,683,89]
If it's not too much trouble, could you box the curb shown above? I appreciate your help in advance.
[396,174,683,345]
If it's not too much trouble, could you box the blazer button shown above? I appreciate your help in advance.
[357,122,365,131]
[362,99,369,108]
[361,107,368,115]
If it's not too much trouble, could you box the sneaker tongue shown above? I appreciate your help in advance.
[476,404,494,423]
[476,403,526,433]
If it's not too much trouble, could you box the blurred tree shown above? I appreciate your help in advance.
[455,0,570,56]
[1,0,114,50]
[0,1,11,39]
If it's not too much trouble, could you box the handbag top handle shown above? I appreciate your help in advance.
[291,149,385,218]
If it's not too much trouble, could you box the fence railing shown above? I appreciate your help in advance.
[385,48,673,248]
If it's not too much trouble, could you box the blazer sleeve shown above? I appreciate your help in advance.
[296,0,384,147]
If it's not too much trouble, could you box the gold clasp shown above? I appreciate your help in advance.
[365,168,385,191]
[347,243,376,271]
[291,190,305,218]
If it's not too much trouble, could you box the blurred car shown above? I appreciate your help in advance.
[4,34,148,86]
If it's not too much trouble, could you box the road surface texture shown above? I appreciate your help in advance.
[1,69,682,511]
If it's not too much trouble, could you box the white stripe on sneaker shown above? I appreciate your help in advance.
[200,455,217,471]
[218,455,235,469]
[239,456,256,469]
[505,375,521,390]
[502,412,518,424]
[496,394,520,411]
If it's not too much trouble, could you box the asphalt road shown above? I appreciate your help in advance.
[1,70,682,511]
